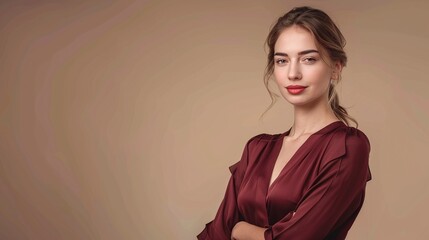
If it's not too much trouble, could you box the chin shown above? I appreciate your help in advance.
[284,96,322,108]
[282,95,307,105]
[282,91,328,107]
[287,101,309,107]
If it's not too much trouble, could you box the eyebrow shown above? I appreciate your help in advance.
[274,49,319,57]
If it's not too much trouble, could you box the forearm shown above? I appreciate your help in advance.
[231,221,267,240]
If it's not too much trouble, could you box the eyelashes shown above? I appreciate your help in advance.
[303,57,317,63]
[275,57,318,65]
[275,59,287,64]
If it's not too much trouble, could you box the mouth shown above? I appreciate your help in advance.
[285,85,307,95]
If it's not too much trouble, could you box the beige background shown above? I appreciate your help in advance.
[0,0,428,239]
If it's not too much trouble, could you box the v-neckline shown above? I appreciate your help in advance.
[266,120,344,194]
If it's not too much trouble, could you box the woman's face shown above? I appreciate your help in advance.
[273,25,340,108]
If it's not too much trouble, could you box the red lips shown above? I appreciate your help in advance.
[286,85,307,95]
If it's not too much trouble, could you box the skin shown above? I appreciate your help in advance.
[231,24,343,240]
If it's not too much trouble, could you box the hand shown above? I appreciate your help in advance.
[231,221,266,240]
[231,221,246,240]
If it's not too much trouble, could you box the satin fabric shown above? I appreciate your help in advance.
[197,121,372,240]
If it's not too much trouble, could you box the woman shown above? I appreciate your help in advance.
[197,6,372,240]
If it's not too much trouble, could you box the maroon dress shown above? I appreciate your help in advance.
[197,121,372,240]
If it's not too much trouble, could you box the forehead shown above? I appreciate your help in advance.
[275,25,318,54]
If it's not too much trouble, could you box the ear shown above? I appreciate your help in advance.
[331,61,343,80]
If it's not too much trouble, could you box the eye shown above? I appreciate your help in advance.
[275,59,288,65]
[302,57,317,64]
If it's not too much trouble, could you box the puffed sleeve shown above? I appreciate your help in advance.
[264,129,372,240]
[197,135,257,240]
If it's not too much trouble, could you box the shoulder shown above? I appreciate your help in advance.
[234,132,282,165]
[331,125,372,181]
[339,126,371,155]
[244,132,283,149]
[229,132,278,174]
[322,125,371,164]
[248,132,282,141]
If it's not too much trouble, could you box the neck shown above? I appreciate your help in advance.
[289,100,339,138]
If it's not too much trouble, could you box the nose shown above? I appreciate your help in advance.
[288,60,302,80]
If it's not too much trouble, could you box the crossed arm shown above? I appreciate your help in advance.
[231,212,296,240]
[231,221,266,240]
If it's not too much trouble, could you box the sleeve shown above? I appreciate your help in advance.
[264,130,371,240]
[197,135,257,240]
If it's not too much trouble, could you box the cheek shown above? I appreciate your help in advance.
[303,66,331,83]
[273,67,286,83]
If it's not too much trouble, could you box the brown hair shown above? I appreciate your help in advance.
[259,6,358,128]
